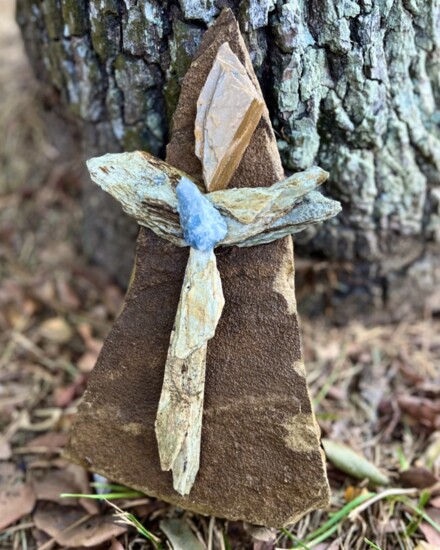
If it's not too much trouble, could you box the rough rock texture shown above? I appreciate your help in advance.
[16,1,440,321]
[65,11,330,527]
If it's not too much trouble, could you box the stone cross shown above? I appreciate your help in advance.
[66,9,340,527]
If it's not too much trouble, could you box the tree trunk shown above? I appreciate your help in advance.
[16,0,440,322]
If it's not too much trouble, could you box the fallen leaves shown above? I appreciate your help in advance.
[31,460,99,514]
[0,437,12,459]
[415,543,439,550]
[419,508,440,548]
[26,431,68,453]
[0,462,36,530]
[399,467,439,490]
[54,374,86,407]
[398,394,440,431]
[77,323,103,373]
[109,538,125,550]
[322,439,390,486]
[33,502,127,547]
[0,483,36,530]
[39,316,73,344]
[160,518,204,550]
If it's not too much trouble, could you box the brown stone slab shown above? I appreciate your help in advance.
[65,9,330,527]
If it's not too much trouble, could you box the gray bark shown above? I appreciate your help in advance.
[16,0,440,322]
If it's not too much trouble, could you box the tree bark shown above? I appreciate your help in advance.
[16,0,440,322]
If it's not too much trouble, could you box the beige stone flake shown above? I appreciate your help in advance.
[195,42,264,191]
[155,248,224,495]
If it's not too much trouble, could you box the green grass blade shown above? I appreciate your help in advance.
[306,524,340,547]
[280,529,311,549]
[304,492,376,542]
[364,538,382,550]
[106,500,162,549]
[61,491,144,500]
[401,498,440,534]
[124,511,162,548]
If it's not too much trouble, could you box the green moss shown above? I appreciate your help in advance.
[122,126,155,152]
[123,6,145,55]
[42,0,64,40]
[61,0,89,36]
[122,127,141,151]
[172,20,203,81]
[164,76,181,126]
[113,53,127,73]
[90,13,120,59]
[44,41,65,91]
[164,20,204,124]
[122,2,165,63]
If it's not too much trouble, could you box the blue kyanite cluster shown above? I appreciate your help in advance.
[176,177,228,252]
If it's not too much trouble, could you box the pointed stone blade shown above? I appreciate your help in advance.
[195,42,264,191]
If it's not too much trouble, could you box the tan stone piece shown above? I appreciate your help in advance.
[195,42,264,191]
[155,248,225,496]
[65,9,330,527]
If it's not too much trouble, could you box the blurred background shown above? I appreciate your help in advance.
[1,0,439,548]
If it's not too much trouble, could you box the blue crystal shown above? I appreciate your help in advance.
[176,177,228,251]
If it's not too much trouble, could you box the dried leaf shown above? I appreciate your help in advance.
[55,277,81,310]
[54,375,86,407]
[419,508,440,547]
[77,351,100,373]
[398,395,440,431]
[103,285,124,317]
[77,323,103,355]
[27,432,68,453]
[431,496,440,508]
[32,460,98,514]
[160,518,204,550]
[420,433,440,469]
[58,461,99,515]
[322,439,390,485]
[0,438,12,460]
[0,483,36,529]
[344,485,370,502]
[399,467,439,489]
[415,543,439,550]
[245,525,277,542]
[253,543,274,550]
[0,463,36,529]
[195,42,264,191]
[33,502,126,547]
[109,538,125,550]
[39,317,73,344]
[32,469,81,506]
[76,323,103,373]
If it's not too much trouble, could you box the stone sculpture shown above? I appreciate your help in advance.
[66,9,341,527]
